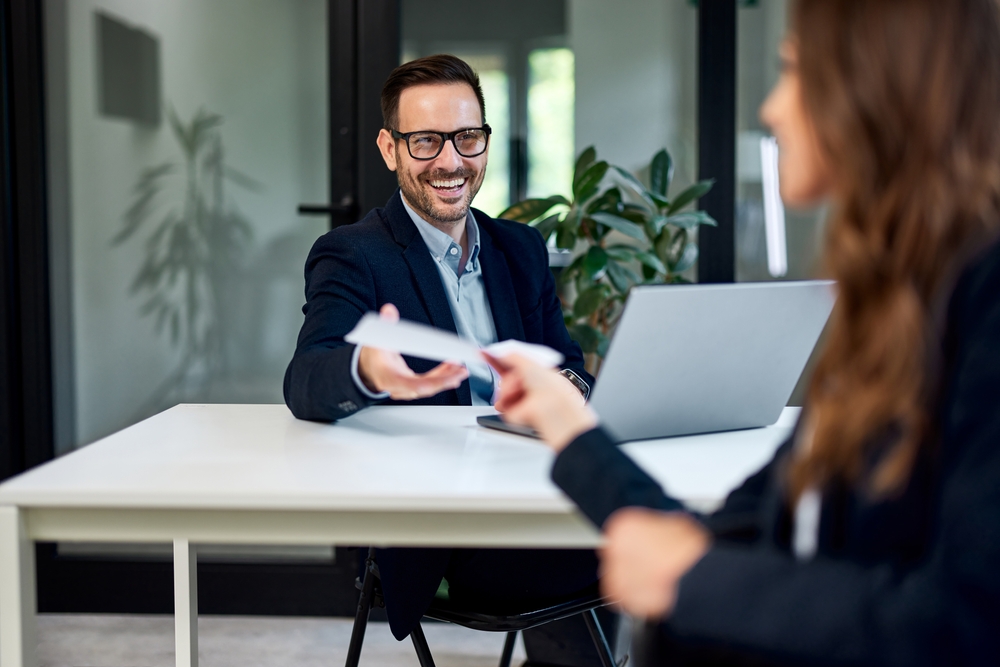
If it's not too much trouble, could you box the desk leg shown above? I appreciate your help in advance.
[173,539,198,667]
[0,507,37,667]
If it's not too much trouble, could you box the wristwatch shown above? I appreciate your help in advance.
[558,368,591,401]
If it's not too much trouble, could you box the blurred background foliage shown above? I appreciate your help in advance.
[501,146,715,372]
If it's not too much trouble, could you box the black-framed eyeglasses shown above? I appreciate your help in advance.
[390,125,492,160]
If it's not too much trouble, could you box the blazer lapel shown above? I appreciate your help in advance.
[384,191,458,335]
[384,191,472,405]
[477,216,526,343]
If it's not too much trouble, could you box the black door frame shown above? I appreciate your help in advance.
[697,0,737,283]
[1,0,55,482]
[302,0,400,228]
[0,0,735,616]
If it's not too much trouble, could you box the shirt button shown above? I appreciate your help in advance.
[449,247,458,255]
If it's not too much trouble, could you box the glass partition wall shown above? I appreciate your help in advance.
[735,0,826,282]
[44,0,331,562]
[46,0,329,454]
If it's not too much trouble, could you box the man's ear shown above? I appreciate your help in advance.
[376,129,398,172]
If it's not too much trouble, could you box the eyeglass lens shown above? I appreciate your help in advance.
[408,129,488,159]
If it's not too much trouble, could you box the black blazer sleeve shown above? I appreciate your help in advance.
[283,231,381,421]
[551,428,684,526]
[665,258,1000,666]
[537,241,593,388]
[552,426,794,533]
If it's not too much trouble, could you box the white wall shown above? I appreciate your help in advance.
[570,0,698,186]
[55,0,328,447]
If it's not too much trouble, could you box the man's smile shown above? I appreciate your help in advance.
[425,175,469,198]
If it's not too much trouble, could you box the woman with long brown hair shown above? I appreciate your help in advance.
[487,0,1000,663]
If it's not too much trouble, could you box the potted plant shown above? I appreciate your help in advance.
[499,146,716,372]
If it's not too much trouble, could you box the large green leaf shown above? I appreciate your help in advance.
[605,245,635,262]
[698,212,719,227]
[558,255,584,286]
[573,147,598,191]
[574,161,609,202]
[662,210,717,230]
[650,149,674,197]
[649,192,671,210]
[667,179,715,214]
[568,322,603,354]
[531,213,562,240]
[635,250,667,275]
[668,228,688,265]
[647,215,670,238]
[673,242,699,273]
[573,284,607,318]
[597,334,612,358]
[583,246,609,279]
[618,203,650,224]
[589,212,646,241]
[560,206,584,234]
[499,197,563,222]
[611,166,655,208]
[556,227,577,250]
[585,186,622,214]
[607,260,641,292]
[656,228,685,266]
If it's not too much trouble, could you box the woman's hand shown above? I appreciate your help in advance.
[485,353,598,451]
[600,508,712,619]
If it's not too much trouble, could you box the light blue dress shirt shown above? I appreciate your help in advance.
[350,196,498,405]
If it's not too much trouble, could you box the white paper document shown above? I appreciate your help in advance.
[344,312,564,368]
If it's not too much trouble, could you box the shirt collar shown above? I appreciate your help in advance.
[400,193,481,271]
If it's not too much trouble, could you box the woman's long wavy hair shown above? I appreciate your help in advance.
[788,0,1000,499]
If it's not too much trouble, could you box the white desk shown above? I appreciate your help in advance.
[0,404,798,667]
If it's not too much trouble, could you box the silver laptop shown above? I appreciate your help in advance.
[587,280,835,442]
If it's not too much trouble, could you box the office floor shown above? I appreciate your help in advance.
[36,614,526,667]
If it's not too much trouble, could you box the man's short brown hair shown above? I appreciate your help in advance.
[380,54,486,131]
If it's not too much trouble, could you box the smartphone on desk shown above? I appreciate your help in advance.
[476,414,541,439]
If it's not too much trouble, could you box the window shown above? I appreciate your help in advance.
[527,48,574,200]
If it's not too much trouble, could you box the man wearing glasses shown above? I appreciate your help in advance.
[284,55,607,665]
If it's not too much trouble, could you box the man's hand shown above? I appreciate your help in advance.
[600,508,712,619]
[357,304,468,400]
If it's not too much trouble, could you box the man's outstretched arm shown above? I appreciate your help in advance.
[284,233,467,421]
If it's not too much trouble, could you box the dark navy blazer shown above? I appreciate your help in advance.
[284,190,593,639]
